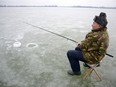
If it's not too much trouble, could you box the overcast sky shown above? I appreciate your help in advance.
[0,0,116,7]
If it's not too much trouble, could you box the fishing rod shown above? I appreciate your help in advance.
[23,22,113,58]
[23,22,78,43]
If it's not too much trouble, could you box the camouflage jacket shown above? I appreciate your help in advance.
[80,28,109,64]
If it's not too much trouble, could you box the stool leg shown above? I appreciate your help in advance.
[89,69,94,76]
[93,68,102,80]
[83,68,93,80]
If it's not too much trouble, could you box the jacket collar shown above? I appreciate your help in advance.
[92,27,107,32]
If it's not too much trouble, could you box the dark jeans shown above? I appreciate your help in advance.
[67,47,87,72]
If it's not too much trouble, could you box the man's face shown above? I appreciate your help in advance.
[92,22,102,30]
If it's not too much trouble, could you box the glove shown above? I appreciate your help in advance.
[75,47,81,51]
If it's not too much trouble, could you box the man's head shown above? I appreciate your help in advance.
[92,12,108,30]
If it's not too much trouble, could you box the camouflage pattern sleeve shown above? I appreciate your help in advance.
[80,32,99,52]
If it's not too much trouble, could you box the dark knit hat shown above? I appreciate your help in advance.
[93,12,108,27]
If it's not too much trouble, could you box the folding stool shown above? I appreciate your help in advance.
[83,62,102,80]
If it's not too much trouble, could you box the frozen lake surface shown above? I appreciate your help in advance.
[0,7,116,87]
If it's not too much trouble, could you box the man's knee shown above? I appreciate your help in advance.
[67,50,75,58]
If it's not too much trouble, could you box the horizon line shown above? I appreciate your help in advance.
[0,5,116,9]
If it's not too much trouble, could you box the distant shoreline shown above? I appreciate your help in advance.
[0,5,116,9]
